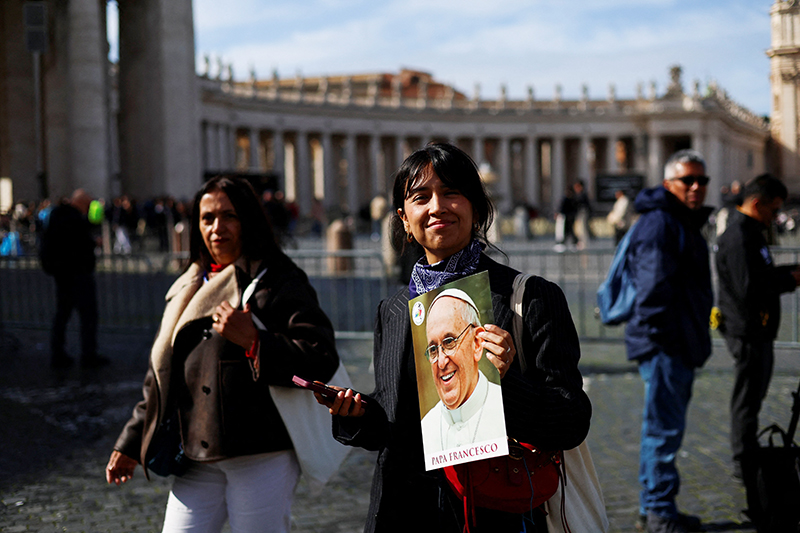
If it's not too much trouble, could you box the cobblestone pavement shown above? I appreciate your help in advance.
[1,328,798,532]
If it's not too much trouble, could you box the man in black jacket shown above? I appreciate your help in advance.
[715,174,800,484]
[40,189,108,368]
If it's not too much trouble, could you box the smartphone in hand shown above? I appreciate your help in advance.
[291,375,367,405]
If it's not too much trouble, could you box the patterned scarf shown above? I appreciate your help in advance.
[409,239,484,299]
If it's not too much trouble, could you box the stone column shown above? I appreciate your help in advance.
[370,134,383,197]
[691,130,705,159]
[706,132,724,208]
[551,136,565,214]
[647,132,663,187]
[634,130,648,175]
[273,129,285,184]
[218,124,229,170]
[249,128,260,172]
[214,124,223,174]
[346,133,359,215]
[525,136,540,207]
[473,137,485,167]
[395,135,405,169]
[606,135,619,173]
[579,135,592,198]
[322,131,337,210]
[118,0,199,198]
[296,130,311,215]
[200,122,210,172]
[203,122,219,172]
[229,127,237,170]
[203,123,214,172]
[498,136,512,213]
[41,0,70,199]
[1,2,36,199]
[68,0,109,198]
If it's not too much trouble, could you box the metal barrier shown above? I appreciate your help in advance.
[3,247,800,346]
[0,249,399,340]
[500,246,800,347]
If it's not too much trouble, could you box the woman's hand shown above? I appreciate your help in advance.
[478,324,516,379]
[313,384,366,418]
[106,450,138,485]
[212,302,259,349]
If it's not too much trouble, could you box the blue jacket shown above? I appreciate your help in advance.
[624,186,714,368]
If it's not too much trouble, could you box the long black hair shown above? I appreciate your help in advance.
[187,175,283,271]
[391,142,495,253]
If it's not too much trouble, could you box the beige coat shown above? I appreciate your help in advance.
[114,254,339,476]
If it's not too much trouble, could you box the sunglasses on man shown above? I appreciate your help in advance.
[671,175,710,187]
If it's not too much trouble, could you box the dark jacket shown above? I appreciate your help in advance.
[114,254,339,477]
[333,254,592,533]
[716,209,797,340]
[625,186,714,368]
[40,203,96,276]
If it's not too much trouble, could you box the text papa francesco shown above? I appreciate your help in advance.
[430,443,499,467]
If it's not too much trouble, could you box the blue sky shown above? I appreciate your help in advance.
[110,1,774,116]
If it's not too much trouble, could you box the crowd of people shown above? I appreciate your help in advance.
[0,190,305,257]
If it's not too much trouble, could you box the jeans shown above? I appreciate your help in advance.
[638,352,694,519]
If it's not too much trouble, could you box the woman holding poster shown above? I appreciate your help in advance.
[316,143,591,533]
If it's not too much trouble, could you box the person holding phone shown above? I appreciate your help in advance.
[715,174,800,526]
[105,176,338,533]
[315,143,591,533]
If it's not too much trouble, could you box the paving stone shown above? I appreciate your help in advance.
[2,329,798,532]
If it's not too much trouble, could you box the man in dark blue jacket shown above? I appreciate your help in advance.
[715,175,799,499]
[626,150,713,533]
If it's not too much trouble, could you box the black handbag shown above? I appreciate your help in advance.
[743,378,800,533]
[146,412,191,477]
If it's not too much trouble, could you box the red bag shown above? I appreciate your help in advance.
[443,439,562,530]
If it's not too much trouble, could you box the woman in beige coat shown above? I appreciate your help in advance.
[105,176,339,533]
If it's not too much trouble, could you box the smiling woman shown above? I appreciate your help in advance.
[399,170,475,265]
[312,143,592,533]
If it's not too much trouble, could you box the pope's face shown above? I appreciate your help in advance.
[425,297,483,410]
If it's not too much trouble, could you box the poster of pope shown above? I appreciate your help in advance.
[409,271,508,470]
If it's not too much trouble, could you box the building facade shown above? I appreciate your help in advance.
[0,0,771,220]
[204,66,767,217]
[769,0,800,187]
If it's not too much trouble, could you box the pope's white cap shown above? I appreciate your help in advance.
[429,288,480,320]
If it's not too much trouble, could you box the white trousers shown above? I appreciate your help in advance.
[161,450,300,533]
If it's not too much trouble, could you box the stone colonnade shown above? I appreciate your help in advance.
[200,104,766,218]
[0,0,770,210]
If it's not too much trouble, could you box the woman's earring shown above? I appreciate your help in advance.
[406,232,413,243]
